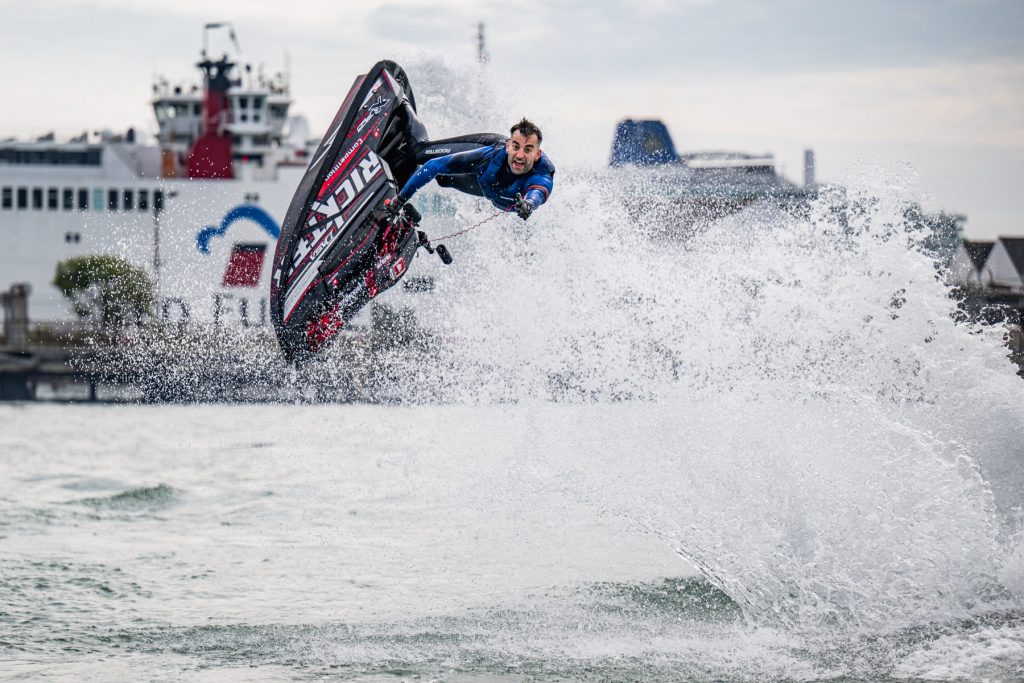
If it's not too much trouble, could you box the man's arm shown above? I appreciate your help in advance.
[523,180,552,208]
[398,147,492,200]
[517,172,554,218]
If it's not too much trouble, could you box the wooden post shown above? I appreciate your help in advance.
[1,283,32,351]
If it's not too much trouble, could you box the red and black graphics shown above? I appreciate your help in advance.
[269,61,421,363]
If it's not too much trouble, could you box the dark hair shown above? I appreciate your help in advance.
[510,118,542,144]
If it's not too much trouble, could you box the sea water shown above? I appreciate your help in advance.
[4,398,1019,682]
[3,58,1024,681]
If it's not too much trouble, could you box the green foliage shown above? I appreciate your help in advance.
[53,255,154,329]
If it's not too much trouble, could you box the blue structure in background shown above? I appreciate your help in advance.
[196,204,281,254]
[609,119,680,166]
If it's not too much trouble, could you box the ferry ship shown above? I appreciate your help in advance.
[609,119,816,231]
[0,26,319,329]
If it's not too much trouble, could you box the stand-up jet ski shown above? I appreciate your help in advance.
[271,61,491,363]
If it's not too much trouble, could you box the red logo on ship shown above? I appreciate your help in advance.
[221,243,267,287]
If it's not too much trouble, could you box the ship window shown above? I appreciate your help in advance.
[17,187,27,209]
[253,96,264,109]
[239,96,249,109]
[48,188,58,210]
[2,187,11,209]
[107,189,118,211]
[138,189,149,211]
[0,148,102,166]
[123,189,134,211]
[253,114,261,123]
[92,188,103,211]
[159,103,184,120]
[77,188,88,211]
[63,188,73,210]
[153,190,164,213]
[194,104,201,116]
[32,188,43,210]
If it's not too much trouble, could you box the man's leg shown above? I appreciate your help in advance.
[414,134,507,165]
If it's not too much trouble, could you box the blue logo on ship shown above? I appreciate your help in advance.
[196,205,280,254]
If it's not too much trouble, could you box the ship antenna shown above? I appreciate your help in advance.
[477,22,489,65]
[284,49,291,95]
[203,22,241,56]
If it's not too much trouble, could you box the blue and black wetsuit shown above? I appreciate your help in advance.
[399,143,555,216]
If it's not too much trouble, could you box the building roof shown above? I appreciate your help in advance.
[962,239,995,271]
[998,237,1024,274]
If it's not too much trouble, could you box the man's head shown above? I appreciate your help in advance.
[506,118,542,175]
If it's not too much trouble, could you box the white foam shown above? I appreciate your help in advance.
[377,57,1024,633]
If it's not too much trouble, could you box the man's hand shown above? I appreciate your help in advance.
[514,194,534,220]
[384,195,407,221]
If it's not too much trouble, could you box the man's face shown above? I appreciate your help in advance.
[506,131,541,175]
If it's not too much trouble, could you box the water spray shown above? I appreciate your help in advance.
[417,209,505,265]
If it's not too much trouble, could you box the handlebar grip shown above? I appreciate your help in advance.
[403,202,422,225]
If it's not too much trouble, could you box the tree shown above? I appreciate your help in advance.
[53,255,154,329]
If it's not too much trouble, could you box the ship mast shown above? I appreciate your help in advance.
[187,23,240,179]
[477,22,489,65]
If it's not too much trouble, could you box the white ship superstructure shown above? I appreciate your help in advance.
[0,26,314,327]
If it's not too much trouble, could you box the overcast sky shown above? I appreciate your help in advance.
[1,0,1021,238]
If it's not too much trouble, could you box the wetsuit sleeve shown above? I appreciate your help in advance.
[522,172,554,209]
[399,147,492,200]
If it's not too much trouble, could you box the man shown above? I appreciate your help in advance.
[388,118,555,221]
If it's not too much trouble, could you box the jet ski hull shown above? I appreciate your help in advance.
[270,61,421,363]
